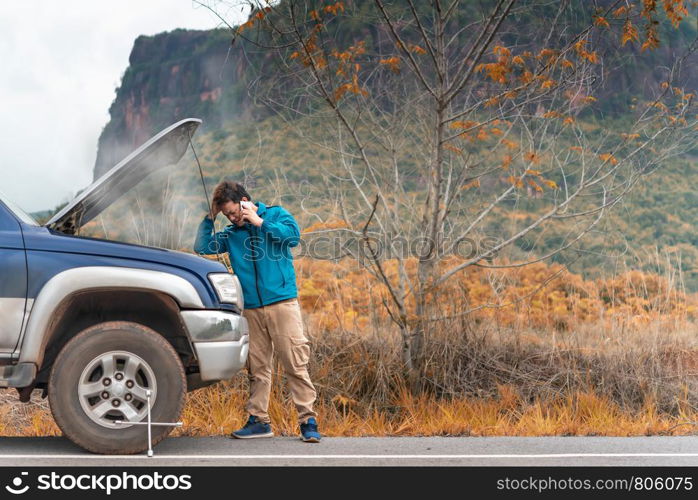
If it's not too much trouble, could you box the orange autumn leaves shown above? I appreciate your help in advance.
[289,1,427,101]
[612,0,688,50]
[622,19,640,46]
[332,41,369,100]
[247,0,690,86]
[475,45,516,85]
[589,1,688,51]
[446,119,560,194]
[473,42,596,93]
[504,154,558,192]
[277,0,690,105]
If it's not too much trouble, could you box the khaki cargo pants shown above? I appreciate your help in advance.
[242,297,317,424]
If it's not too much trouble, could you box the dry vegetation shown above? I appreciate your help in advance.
[4,258,698,437]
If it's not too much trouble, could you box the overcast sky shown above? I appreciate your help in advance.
[0,1,246,213]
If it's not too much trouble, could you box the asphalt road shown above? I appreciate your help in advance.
[0,436,697,466]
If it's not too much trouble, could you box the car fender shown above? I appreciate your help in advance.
[18,266,204,366]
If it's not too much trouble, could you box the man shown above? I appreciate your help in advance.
[193,181,321,442]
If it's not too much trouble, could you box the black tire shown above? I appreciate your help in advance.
[48,321,186,454]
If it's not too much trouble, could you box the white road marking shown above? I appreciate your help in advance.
[0,453,696,459]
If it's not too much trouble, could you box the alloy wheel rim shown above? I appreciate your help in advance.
[77,350,157,429]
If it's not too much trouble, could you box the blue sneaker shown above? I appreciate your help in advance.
[231,416,273,439]
[300,417,321,443]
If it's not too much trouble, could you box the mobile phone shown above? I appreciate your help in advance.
[240,201,253,210]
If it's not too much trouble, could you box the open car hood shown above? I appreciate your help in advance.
[46,118,202,234]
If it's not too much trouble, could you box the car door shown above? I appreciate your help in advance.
[0,201,28,354]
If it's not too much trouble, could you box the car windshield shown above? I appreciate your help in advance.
[0,190,38,226]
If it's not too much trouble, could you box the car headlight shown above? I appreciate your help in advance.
[208,273,244,309]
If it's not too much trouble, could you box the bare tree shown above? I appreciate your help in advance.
[203,0,697,385]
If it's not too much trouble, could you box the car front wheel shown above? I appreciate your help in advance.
[48,321,186,454]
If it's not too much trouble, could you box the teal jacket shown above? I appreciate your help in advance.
[193,201,300,309]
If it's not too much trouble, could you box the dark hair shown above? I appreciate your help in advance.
[212,181,251,208]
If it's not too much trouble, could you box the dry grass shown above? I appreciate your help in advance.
[3,318,698,438]
[0,391,60,437]
[173,381,698,438]
[7,386,698,438]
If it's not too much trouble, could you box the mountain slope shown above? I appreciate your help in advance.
[88,3,698,288]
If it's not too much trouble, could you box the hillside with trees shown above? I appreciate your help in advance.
[88,1,698,292]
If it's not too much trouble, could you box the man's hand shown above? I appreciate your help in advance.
[241,203,264,227]
[207,205,220,220]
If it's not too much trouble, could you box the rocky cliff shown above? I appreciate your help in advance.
[93,28,252,179]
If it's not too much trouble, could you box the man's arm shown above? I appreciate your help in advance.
[193,215,229,255]
[259,207,300,247]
